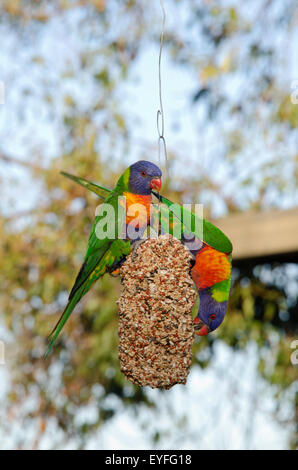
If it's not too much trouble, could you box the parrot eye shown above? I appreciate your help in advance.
[210,314,216,320]
[141,171,147,177]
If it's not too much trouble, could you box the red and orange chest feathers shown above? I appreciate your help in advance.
[122,192,152,227]
[191,244,231,290]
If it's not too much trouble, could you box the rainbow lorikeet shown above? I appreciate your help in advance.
[152,193,232,336]
[60,170,233,339]
[45,161,162,357]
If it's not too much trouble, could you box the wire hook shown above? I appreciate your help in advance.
[157,0,168,174]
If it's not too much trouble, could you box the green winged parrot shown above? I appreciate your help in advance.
[45,161,162,357]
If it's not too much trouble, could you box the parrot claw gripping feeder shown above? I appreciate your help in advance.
[117,0,196,389]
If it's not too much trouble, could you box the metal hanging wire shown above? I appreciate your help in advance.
[157,0,168,174]
[153,0,168,237]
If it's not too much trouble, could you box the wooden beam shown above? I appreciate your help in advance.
[214,207,298,263]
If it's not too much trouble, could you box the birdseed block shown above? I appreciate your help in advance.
[117,235,196,389]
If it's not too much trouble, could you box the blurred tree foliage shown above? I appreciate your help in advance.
[0,0,297,449]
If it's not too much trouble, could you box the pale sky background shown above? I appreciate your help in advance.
[0,0,297,449]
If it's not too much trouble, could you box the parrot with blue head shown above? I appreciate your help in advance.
[45,160,162,357]
[190,243,231,336]
[155,194,232,336]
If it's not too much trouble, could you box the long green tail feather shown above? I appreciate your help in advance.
[44,286,85,358]
[61,171,111,200]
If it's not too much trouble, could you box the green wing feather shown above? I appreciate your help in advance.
[61,171,111,200]
[152,192,233,254]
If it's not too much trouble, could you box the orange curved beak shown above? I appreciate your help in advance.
[194,317,210,336]
[195,325,210,336]
[150,178,162,191]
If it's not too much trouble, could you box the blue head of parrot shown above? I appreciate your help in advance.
[194,288,228,336]
[129,160,162,195]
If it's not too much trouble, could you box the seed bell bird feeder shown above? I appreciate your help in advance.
[117,235,196,389]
